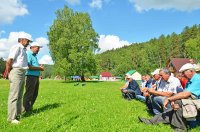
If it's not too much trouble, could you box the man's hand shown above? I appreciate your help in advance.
[143,91,150,97]
[171,101,180,111]
[152,84,156,89]
[163,98,169,109]
[147,88,155,94]
[140,87,148,92]
[3,70,9,79]
[39,65,44,71]
[4,59,13,79]
[122,89,128,93]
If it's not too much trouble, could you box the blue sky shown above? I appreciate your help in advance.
[1,0,200,64]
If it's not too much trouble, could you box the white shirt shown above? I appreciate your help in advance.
[8,43,28,69]
[140,80,147,88]
[157,76,182,94]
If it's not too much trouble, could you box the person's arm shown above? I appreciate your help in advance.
[148,88,173,97]
[28,65,44,71]
[4,46,20,78]
[163,91,191,109]
[120,84,128,89]
[3,59,13,79]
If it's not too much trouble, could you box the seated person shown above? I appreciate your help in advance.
[121,75,142,100]
[138,63,200,131]
[140,75,147,88]
[120,74,130,90]
[175,72,188,89]
[148,68,182,115]
[145,74,153,88]
[140,69,161,113]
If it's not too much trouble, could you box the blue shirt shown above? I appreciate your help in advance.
[145,79,153,88]
[26,50,40,76]
[128,80,142,95]
[185,73,200,99]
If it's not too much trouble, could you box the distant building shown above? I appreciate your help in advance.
[89,76,99,80]
[166,58,193,73]
[99,72,113,81]
[126,70,141,81]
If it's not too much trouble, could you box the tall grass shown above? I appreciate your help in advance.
[0,79,199,131]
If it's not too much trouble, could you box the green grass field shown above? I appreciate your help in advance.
[0,79,199,132]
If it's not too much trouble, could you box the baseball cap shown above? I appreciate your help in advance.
[179,63,194,72]
[151,69,160,76]
[30,42,43,48]
[18,32,33,42]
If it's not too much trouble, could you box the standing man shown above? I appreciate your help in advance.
[4,32,32,124]
[23,42,44,113]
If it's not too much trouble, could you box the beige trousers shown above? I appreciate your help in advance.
[8,68,26,121]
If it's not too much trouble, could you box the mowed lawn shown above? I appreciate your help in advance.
[0,80,199,132]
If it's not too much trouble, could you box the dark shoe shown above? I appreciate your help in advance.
[138,116,152,125]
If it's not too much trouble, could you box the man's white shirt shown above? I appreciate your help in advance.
[8,43,28,69]
[157,76,182,94]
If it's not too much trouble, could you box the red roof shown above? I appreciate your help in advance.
[100,72,112,77]
[167,58,191,72]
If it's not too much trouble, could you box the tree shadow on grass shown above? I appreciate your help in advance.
[23,103,63,117]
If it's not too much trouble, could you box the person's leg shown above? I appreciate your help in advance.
[17,70,25,116]
[23,76,36,112]
[151,96,166,115]
[139,109,173,124]
[31,77,39,109]
[127,89,135,99]
[121,88,127,98]
[170,100,187,130]
[145,96,153,114]
[8,69,25,121]
[136,95,145,102]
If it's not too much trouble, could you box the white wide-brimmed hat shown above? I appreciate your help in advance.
[30,42,43,48]
[18,32,33,42]
[179,63,194,72]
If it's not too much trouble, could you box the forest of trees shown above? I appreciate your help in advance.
[97,24,200,76]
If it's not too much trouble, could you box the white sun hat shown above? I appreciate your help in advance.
[30,42,43,48]
[179,63,194,72]
[18,32,33,42]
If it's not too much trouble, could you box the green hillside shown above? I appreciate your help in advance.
[97,25,200,76]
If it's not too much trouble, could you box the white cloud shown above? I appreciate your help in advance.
[98,35,130,53]
[0,0,28,24]
[34,37,51,62]
[89,0,103,9]
[65,0,80,5]
[35,37,49,46]
[39,55,54,65]
[129,0,200,12]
